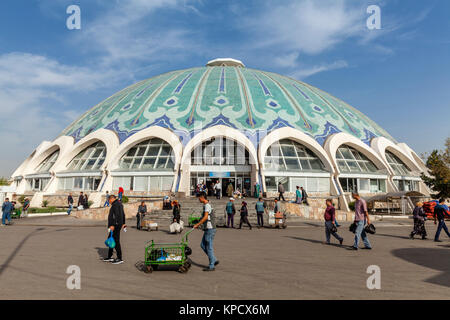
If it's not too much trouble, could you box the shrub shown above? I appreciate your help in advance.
[348,201,355,211]
[87,200,93,208]
[121,196,129,204]
[42,200,49,208]
[18,195,26,205]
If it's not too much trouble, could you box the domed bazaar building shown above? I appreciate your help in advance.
[11,59,428,211]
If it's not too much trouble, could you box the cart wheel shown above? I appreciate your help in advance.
[184,258,192,269]
[282,224,287,229]
[178,265,187,273]
[144,265,153,273]
[151,264,159,271]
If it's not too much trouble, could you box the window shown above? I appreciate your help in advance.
[112,175,174,192]
[68,142,106,171]
[336,145,378,173]
[36,150,59,172]
[191,137,250,166]
[385,151,411,176]
[266,176,330,193]
[120,138,175,170]
[394,179,418,192]
[58,177,101,191]
[340,178,386,193]
[264,139,326,172]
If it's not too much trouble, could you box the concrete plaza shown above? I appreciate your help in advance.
[0,215,448,300]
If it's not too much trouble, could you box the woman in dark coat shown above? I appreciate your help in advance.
[172,200,181,223]
[136,201,147,230]
[410,202,427,239]
[238,201,252,230]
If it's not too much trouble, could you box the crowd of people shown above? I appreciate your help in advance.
[1,186,449,272]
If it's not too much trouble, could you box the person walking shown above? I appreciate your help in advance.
[350,192,372,250]
[278,182,286,201]
[214,180,221,199]
[255,197,267,228]
[225,198,236,228]
[295,186,302,204]
[433,198,450,242]
[226,182,234,198]
[77,192,84,209]
[1,198,13,226]
[83,193,89,209]
[193,192,219,271]
[324,199,343,245]
[103,195,126,264]
[301,187,309,205]
[103,191,110,207]
[118,187,124,202]
[22,197,30,218]
[254,182,260,199]
[172,200,181,223]
[137,201,147,230]
[67,193,74,215]
[410,202,427,239]
[238,201,252,230]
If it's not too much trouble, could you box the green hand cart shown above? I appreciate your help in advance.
[188,211,202,227]
[144,228,194,273]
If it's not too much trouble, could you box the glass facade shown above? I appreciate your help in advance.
[336,145,378,173]
[67,142,106,171]
[119,138,175,170]
[36,150,59,173]
[264,139,326,172]
[385,151,411,175]
[339,177,386,193]
[112,176,174,192]
[394,179,419,192]
[191,137,249,166]
[58,176,102,191]
[265,176,330,193]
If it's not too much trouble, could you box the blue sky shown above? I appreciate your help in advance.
[0,0,449,176]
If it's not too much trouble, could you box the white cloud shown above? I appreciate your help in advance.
[289,60,349,79]
[0,52,117,176]
[243,0,365,55]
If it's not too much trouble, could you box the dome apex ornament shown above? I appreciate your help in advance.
[206,58,245,67]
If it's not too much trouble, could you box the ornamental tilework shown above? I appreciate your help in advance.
[59,66,397,148]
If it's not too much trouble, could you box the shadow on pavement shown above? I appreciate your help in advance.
[375,233,412,240]
[95,247,109,259]
[285,236,350,249]
[391,247,450,288]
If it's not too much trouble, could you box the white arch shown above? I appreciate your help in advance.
[258,127,335,173]
[371,137,422,174]
[180,125,259,168]
[396,142,427,172]
[52,129,119,172]
[22,136,75,176]
[324,132,389,173]
[108,126,183,171]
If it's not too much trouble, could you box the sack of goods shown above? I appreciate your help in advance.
[169,221,184,233]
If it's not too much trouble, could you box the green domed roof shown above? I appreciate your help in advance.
[61,64,396,147]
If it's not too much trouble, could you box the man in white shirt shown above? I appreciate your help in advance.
[214,180,221,199]
[194,192,219,271]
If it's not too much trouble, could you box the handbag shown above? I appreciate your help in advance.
[330,225,338,233]
[364,223,376,234]
[104,230,116,249]
[349,222,357,233]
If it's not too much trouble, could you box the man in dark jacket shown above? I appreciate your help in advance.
[301,187,309,205]
[77,192,84,209]
[434,199,450,242]
[103,195,126,264]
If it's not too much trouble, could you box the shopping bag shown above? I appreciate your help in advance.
[105,230,116,249]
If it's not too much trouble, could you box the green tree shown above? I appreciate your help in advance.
[421,137,450,199]
[0,177,10,186]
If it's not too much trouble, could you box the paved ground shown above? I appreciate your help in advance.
[0,215,449,299]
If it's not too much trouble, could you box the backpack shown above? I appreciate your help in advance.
[202,204,216,230]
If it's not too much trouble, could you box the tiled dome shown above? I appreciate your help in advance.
[60,62,396,148]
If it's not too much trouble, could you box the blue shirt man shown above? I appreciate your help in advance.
[2,198,14,226]
[434,199,450,242]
